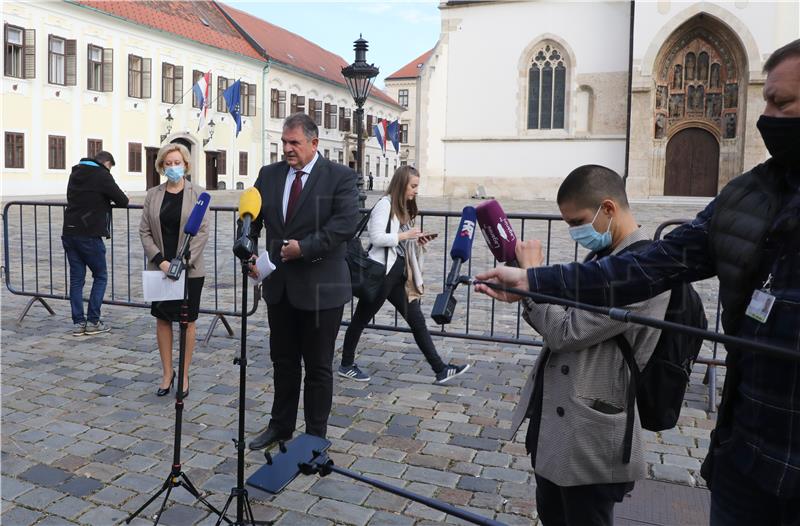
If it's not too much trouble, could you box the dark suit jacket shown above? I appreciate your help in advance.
[249,155,359,311]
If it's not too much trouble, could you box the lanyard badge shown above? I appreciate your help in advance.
[745,273,775,324]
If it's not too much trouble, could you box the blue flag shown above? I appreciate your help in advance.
[386,120,400,154]
[223,80,242,137]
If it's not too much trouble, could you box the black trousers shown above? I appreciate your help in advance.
[266,293,344,438]
[341,257,446,374]
[535,474,633,526]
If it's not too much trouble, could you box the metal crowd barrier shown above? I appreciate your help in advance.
[1,202,723,410]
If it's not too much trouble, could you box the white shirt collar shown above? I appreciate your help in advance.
[288,151,319,177]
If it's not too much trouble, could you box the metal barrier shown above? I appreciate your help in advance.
[1,201,724,411]
[1,200,259,343]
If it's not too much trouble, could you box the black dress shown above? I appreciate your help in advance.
[150,190,204,322]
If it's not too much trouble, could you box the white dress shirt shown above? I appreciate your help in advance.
[281,152,319,220]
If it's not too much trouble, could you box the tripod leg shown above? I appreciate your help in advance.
[152,482,175,526]
[125,476,170,524]
[215,491,235,526]
[179,474,231,523]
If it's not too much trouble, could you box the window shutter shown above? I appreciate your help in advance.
[248,83,256,116]
[174,65,183,103]
[65,39,76,86]
[23,28,35,79]
[142,57,151,98]
[102,47,113,91]
[308,99,315,118]
[324,103,330,128]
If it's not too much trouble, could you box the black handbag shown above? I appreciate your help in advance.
[347,204,391,303]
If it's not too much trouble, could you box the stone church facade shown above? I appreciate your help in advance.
[417,1,799,199]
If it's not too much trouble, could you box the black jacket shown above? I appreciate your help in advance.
[248,155,359,311]
[62,159,129,238]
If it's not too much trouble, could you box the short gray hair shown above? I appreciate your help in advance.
[763,38,800,73]
[283,112,318,141]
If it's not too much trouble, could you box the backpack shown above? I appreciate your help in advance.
[613,239,708,463]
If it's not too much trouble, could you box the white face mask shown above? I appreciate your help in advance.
[568,206,613,251]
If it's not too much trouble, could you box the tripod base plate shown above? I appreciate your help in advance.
[246,434,331,494]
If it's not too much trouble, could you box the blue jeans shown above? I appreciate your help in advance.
[62,236,107,324]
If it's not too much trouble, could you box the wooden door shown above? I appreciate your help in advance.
[205,151,219,190]
[145,147,160,189]
[664,128,719,197]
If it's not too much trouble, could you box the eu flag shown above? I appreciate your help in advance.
[223,80,242,137]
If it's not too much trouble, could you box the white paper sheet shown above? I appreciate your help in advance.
[248,250,276,287]
[142,270,185,302]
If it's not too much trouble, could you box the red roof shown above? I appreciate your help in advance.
[386,49,433,80]
[69,1,263,61]
[217,3,401,109]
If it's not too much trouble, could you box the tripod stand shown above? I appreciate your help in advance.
[215,258,270,525]
[126,252,228,525]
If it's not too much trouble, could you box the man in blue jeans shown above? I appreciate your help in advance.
[62,151,128,336]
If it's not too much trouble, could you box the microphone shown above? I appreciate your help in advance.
[476,199,518,266]
[167,192,211,280]
[233,187,262,261]
[431,206,477,325]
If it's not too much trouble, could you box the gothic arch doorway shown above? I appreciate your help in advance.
[665,128,719,196]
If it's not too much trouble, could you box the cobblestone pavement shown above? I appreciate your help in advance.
[1,191,721,525]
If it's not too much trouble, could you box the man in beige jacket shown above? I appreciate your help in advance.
[508,165,670,526]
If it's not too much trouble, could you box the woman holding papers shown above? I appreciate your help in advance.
[139,143,209,397]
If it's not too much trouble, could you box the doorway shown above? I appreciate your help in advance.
[205,151,219,190]
[145,146,160,189]
[664,128,719,197]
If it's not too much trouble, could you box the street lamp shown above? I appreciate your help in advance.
[203,119,216,147]
[160,109,174,143]
[342,35,379,208]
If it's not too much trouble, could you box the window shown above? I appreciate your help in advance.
[308,99,322,126]
[290,94,305,114]
[385,159,389,178]
[5,132,24,168]
[271,88,286,119]
[324,149,330,159]
[365,154,370,173]
[366,115,373,137]
[270,143,278,164]
[4,24,34,79]
[88,44,112,92]
[337,149,343,164]
[239,152,248,175]
[400,124,409,144]
[375,160,380,178]
[527,43,567,129]
[48,135,65,169]
[338,107,352,132]
[87,138,103,158]
[398,89,409,107]
[161,62,183,104]
[324,103,337,129]
[217,76,229,112]
[128,142,142,172]
[48,36,65,85]
[128,54,151,98]
[218,149,226,174]
[242,82,256,116]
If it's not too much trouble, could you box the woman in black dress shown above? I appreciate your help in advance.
[139,143,209,397]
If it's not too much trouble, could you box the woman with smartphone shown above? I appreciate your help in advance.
[338,166,470,385]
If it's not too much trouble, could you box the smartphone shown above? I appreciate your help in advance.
[421,232,438,241]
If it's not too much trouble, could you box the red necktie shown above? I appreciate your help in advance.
[285,171,304,221]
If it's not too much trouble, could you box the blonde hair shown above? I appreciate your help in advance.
[385,165,419,225]
[155,143,191,176]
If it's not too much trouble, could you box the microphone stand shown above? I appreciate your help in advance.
[466,277,799,362]
[216,253,270,525]
[127,249,229,525]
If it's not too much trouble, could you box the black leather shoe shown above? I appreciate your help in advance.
[248,427,292,450]
[157,371,176,397]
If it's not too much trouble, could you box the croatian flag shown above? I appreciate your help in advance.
[373,119,388,154]
[193,71,211,132]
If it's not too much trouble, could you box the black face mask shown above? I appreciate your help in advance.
[756,115,800,169]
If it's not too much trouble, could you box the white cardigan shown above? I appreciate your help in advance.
[367,196,402,275]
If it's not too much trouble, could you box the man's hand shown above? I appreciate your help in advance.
[247,256,259,279]
[159,260,170,274]
[473,266,529,303]
[516,239,544,269]
[280,239,302,262]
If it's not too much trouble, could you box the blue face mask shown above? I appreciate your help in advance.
[568,206,613,252]
[165,165,184,182]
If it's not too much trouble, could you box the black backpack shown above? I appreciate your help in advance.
[613,239,708,463]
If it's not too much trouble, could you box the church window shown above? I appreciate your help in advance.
[527,44,567,130]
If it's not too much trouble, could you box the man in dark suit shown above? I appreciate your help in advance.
[247,113,359,449]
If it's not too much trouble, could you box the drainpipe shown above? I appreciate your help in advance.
[623,0,635,186]
[262,60,271,168]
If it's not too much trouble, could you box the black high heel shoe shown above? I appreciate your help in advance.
[157,371,176,397]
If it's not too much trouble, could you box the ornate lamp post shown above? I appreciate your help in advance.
[342,35,379,208]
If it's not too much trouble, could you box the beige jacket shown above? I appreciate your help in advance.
[509,229,670,486]
[139,180,209,278]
